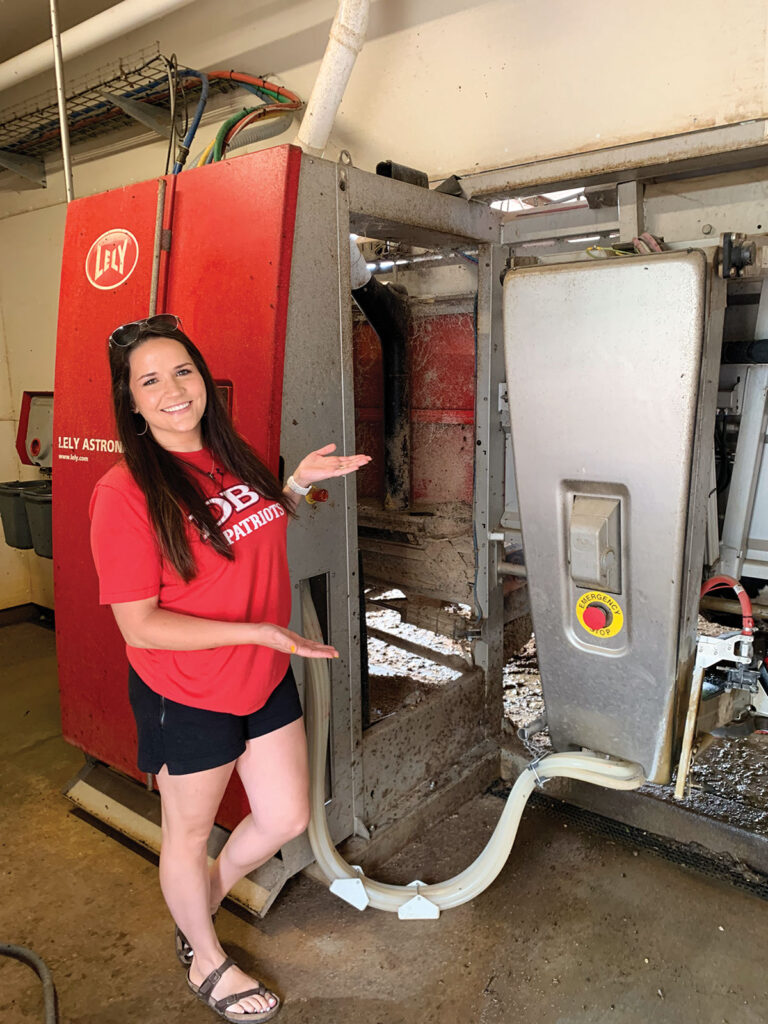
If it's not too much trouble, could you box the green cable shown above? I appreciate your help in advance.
[239,83,289,104]
[211,83,296,163]
[213,107,258,162]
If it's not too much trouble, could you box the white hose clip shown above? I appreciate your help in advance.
[398,880,440,920]
[330,865,370,911]
[527,754,547,788]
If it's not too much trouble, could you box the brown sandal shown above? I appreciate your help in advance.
[188,956,281,1022]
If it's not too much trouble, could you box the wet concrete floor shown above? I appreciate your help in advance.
[2,620,768,1024]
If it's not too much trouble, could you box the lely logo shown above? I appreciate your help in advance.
[85,229,139,290]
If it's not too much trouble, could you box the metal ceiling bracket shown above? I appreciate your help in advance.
[100,92,172,139]
[0,148,46,186]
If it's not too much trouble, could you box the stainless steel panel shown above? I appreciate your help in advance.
[282,155,363,847]
[718,364,768,580]
[503,251,718,781]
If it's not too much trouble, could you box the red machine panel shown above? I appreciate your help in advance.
[54,146,302,827]
[354,311,475,503]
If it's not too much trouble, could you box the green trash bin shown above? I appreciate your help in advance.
[23,482,53,559]
[0,480,42,549]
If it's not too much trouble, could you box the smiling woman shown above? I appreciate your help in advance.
[88,314,369,1022]
[128,337,208,451]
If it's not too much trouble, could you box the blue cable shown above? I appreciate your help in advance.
[172,69,209,173]
[11,76,173,150]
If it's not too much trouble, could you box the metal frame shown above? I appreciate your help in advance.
[460,119,768,199]
[257,154,508,903]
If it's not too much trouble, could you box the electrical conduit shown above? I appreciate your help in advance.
[301,582,646,917]
[0,0,198,93]
[296,0,370,156]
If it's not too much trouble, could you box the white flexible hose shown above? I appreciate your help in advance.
[226,114,295,153]
[301,583,646,914]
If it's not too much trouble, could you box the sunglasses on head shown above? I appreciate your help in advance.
[109,314,182,348]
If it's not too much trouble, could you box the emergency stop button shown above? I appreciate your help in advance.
[575,590,625,639]
[583,604,609,631]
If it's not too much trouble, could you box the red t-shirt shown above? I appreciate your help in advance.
[89,448,291,714]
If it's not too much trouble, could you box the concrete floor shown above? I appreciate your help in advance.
[2,620,768,1024]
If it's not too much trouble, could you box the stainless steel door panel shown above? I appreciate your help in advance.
[503,252,717,781]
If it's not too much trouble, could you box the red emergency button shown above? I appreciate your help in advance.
[583,603,609,631]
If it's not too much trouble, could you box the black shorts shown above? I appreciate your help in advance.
[128,665,303,776]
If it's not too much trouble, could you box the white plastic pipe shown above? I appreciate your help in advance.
[296,0,369,157]
[0,0,198,93]
[349,236,371,289]
[301,583,646,916]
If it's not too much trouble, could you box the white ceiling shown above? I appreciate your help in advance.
[0,0,121,64]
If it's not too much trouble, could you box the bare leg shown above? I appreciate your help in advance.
[157,762,277,1015]
[209,717,310,909]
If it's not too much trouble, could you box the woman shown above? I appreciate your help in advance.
[89,314,370,1022]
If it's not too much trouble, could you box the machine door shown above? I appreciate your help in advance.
[503,251,719,782]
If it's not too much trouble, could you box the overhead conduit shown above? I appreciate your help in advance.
[0,0,199,94]
[296,0,370,156]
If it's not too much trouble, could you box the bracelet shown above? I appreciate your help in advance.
[287,474,311,495]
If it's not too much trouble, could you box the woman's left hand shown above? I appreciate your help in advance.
[293,443,371,488]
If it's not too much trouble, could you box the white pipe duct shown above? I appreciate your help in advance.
[0,0,198,94]
[349,235,371,289]
[296,0,369,157]
[301,583,646,917]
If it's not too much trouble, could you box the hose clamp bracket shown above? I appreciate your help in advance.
[527,754,546,788]
[398,880,440,920]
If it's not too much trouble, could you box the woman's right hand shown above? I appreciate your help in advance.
[253,623,339,659]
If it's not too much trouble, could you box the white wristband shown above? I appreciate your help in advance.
[287,474,311,495]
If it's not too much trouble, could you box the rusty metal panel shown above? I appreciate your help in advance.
[354,310,475,504]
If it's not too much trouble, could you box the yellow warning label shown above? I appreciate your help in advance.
[575,590,624,638]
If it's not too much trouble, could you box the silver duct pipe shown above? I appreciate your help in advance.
[49,0,74,201]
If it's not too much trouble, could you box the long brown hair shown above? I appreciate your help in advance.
[108,323,290,582]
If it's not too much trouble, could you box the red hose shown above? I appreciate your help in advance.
[700,574,754,636]
[206,71,302,109]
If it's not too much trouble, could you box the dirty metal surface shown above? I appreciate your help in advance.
[347,164,502,247]
[358,502,475,605]
[464,119,768,200]
[362,666,491,826]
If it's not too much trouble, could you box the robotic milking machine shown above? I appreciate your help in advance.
[37,144,768,918]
